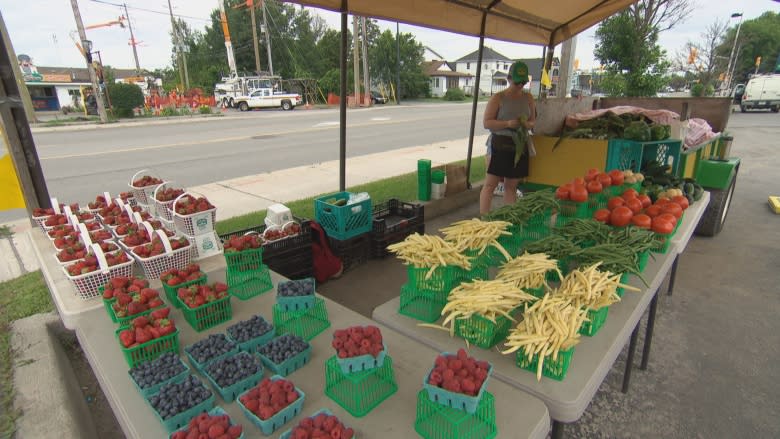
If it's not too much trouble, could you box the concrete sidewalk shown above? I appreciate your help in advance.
[0,134,487,281]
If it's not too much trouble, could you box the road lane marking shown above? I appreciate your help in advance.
[370,117,390,121]
[313,121,340,127]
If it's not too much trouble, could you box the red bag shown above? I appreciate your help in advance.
[310,221,342,283]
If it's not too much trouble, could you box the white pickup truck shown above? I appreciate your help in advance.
[234,88,303,111]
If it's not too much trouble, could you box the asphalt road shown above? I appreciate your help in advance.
[2,102,485,223]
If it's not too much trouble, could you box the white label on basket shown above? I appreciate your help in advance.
[192,232,222,261]
[191,212,214,234]
[351,205,362,214]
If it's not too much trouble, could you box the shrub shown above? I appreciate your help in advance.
[160,106,178,117]
[690,83,705,97]
[107,82,144,118]
[704,84,715,97]
[443,87,466,101]
[198,105,212,114]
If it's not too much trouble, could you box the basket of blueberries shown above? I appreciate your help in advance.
[257,334,312,377]
[226,315,275,353]
[276,278,316,312]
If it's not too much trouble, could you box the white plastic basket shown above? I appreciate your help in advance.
[32,197,63,231]
[130,230,193,280]
[128,169,163,206]
[152,182,184,221]
[62,244,135,300]
[172,192,217,236]
[265,203,293,228]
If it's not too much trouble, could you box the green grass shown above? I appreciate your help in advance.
[215,155,486,235]
[0,271,54,438]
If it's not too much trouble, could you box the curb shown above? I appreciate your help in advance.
[11,312,99,439]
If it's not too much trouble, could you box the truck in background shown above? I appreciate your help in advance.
[214,74,301,111]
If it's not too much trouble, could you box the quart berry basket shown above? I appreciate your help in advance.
[579,306,609,337]
[276,278,317,312]
[184,337,240,374]
[129,358,190,398]
[272,298,331,341]
[414,388,497,439]
[225,319,275,353]
[453,312,516,349]
[325,355,397,417]
[115,327,180,368]
[336,343,387,375]
[177,294,232,333]
[168,406,244,439]
[130,231,193,280]
[398,283,449,323]
[161,273,207,309]
[172,192,217,236]
[516,346,574,381]
[128,169,163,206]
[152,182,182,222]
[237,375,306,435]
[278,409,354,439]
[423,354,493,414]
[257,339,312,377]
[203,352,264,402]
[63,246,135,300]
[148,377,215,434]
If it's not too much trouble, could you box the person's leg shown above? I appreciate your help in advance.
[480,174,501,215]
[503,178,521,205]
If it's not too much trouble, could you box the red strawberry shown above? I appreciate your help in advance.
[135,327,150,344]
[119,329,134,347]
[151,307,170,319]
[132,316,149,328]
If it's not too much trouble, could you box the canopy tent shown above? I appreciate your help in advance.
[285,0,638,190]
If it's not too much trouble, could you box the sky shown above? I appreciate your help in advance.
[1,0,777,73]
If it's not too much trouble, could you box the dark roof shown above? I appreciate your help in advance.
[455,46,512,63]
[35,66,149,83]
[422,60,472,77]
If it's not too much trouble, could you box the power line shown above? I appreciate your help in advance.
[90,0,211,22]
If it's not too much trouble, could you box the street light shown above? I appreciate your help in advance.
[724,12,743,95]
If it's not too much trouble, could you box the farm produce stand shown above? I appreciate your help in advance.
[373,193,710,438]
[30,235,551,438]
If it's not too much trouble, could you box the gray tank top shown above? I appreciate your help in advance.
[490,92,532,137]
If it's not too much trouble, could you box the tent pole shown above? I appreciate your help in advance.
[339,0,348,191]
[465,11,488,189]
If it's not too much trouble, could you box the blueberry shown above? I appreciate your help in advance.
[226,315,273,343]
[185,334,237,365]
[150,375,211,419]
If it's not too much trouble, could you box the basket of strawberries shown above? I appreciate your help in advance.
[129,230,192,280]
[172,193,217,236]
[153,183,185,222]
[62,243,135,300]
[160,264,207,308]
[128,170,164,207]
[175,282,232,332]
[116,308,179,368]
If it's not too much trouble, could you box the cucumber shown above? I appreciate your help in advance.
[684,183,695,198]
[693,184,704,201]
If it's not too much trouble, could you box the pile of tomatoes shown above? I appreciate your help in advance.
[592,188,689,235]
[555,169,632,203]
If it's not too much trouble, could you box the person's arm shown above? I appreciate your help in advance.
[524,93,537,130]
[483,92,520,130]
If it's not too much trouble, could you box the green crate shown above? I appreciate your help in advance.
[527,209,553,228]
[514,223,552,248]
[515,347,574,381]
[177,294,233,332]
[615,272,632,298]
[149,378,215,433]
[579,306,609,337]
[161,274,207,309]
[324,355,398,417]
[224,247,264,272]
[226,265,273,300]
[407,265,465,294]
[272,298,331,341]
[414,389,497,439]
[315,191,373,240]
[115,327,180,369]
[203,352,264,402]
[606,138,643,172]
[454,312,516,349]
[463,248,492,270]
[399,283,448,323]
[129,357,190,398]
[169,406,245,439]
[237,375,305,435]
[555,200,590,227]
[587,192,608,212]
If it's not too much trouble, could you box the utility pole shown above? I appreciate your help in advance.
[352,15,360,105]
[724,12,743,95]
[123,3,141,73]
[167,0,185,89]
[70,0,108,123]
[261,0,273,75]
[360,16,370,101]
[395,22,400,104]
[249,0,261,74]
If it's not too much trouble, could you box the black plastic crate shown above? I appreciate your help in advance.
[371,199,425,258]
[220,217,312,260]
[329,233,370,273]
[264,248,313,280]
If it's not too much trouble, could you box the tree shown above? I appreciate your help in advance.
[107,83,144,118]
[716,12,780,84]
[368,30,429,98]
[594,0,693,96]
[672,19,728,89]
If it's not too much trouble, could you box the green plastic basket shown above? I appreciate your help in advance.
[555,200,590,227]
[587,192,609,212]
[514,223,552,248]
[258,343,312,377]
[224,247,264,272]
[130,358,190,398]
[454,312,516,349]
[545,259,569,283]
[516,347,574,381]
[414,389,497,439]
[272,298,331,341]
[651,232,674,254]
[314,191,373,240]
[177,295,232,332]
[102,295,117,323]
[463,248,492,270]
[237,375,305,435]
[226,265,273,300]
[161,273,207,309]
[169,406,245,439]
[324,355,398,417]
[108,302,167,328]
[579,306,609,337]
[407,265,464,294]
[615,272,632,298]
[149,378,215,433]
[115,327,180,368]
[203,352,264,402]
[524,286,545,300]
[637,250,651,273]
[399,283,448,323]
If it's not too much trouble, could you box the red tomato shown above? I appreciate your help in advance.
[572,177,586,186]
[610,206,633,227]
[644,205,662,218]
[608,169,625,186]
[625,197,643,214]
[662,202,683,219]
[637,194,652,209]
[593,208,611,224]
[655,197,671,206]
[631,213,652,229]
[570,185,588,203]
[671,195,689,210]
[652,218,674,235]
[586,180,603,194]
[622,188,638,200]
[587,168,599,178]
[607,197,626,210]
[597,173,613,188]
[555,186,570,200]
[657,213,678,226]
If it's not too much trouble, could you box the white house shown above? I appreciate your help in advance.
[423,60,472,97]
[452,47,560,97]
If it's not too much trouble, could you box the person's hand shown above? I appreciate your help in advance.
[505,119,521,129]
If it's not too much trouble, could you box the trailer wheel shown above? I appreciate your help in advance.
[281,100,292,111]
[695,171,737,237]
[238,101,249,112]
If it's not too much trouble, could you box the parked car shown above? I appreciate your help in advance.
[732,83,745,103]
[370,91,387,104]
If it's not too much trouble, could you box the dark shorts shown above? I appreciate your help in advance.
[487,135,529,179]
